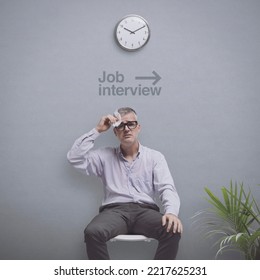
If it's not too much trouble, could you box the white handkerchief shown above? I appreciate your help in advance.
[113,111,121,127]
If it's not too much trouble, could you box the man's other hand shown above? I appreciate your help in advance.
[162,213,183,234]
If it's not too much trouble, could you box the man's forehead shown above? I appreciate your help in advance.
[120,112,137,121]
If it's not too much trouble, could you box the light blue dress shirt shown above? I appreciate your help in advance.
[67,128,180,215]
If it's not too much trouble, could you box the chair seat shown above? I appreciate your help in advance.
[110,234,155,242]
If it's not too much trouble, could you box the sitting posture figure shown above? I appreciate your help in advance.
[67,107,183,259]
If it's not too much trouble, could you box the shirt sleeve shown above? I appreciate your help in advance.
[153,153,180,216]
[67,128,103,177]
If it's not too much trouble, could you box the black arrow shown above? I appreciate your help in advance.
[135,71,161,85]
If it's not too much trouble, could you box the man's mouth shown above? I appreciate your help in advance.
[124,134,132,138]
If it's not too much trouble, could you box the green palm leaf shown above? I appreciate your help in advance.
[193,181,260,259]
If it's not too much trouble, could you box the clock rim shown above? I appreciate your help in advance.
[114,14,151,51]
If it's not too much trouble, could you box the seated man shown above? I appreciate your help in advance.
[67,107,183,259]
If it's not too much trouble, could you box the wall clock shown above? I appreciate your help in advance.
[115,15,150,51]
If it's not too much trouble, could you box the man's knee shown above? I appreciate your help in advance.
[84,223,106,242]
[159,229,181,243]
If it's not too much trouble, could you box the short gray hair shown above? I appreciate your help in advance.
[117,107,137,119]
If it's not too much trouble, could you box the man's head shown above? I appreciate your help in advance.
[117,107,137,118]
[113,107,141,147]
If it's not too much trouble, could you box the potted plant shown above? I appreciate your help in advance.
[193,181,260,259]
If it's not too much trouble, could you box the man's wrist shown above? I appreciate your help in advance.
[95,126,102,133]
[94,127,102,134]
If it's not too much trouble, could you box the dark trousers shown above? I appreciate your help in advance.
[84,202,181,260]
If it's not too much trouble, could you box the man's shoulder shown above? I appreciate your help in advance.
[88,146,116,158]
[97,146,117,155]
[141,145,165,159]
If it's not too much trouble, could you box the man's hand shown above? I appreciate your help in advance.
[162,213,183,234]
[96,114,119,133]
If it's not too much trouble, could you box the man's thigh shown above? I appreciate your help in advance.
[85,206,129,241]
[132,207,164,238]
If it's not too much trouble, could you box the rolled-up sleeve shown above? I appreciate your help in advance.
[67,128,103,177]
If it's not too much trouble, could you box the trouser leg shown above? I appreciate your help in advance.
[154,230,181,260]
[84,206,128,260]
[132,206,181,260]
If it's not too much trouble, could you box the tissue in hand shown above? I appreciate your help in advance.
[113,111,121,127]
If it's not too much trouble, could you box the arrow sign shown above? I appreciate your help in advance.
[135,71,161,85]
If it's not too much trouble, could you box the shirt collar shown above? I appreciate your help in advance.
[116,142,143,159]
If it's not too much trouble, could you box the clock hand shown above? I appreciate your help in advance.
[132,25,146,33]
[124,27,135,34]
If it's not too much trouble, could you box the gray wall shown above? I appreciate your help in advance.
[1,0,260,259]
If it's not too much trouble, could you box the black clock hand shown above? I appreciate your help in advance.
[124,27,135,34]
[132,25,146,33]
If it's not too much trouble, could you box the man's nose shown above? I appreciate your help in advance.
[124,124,130,131]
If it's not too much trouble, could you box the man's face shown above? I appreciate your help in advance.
[114,112,141,146]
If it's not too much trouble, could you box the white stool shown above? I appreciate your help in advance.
[110,234,155,242]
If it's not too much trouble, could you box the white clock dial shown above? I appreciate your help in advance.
[115,15,150,51]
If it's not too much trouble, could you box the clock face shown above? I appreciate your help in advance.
[115,15,150,51]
